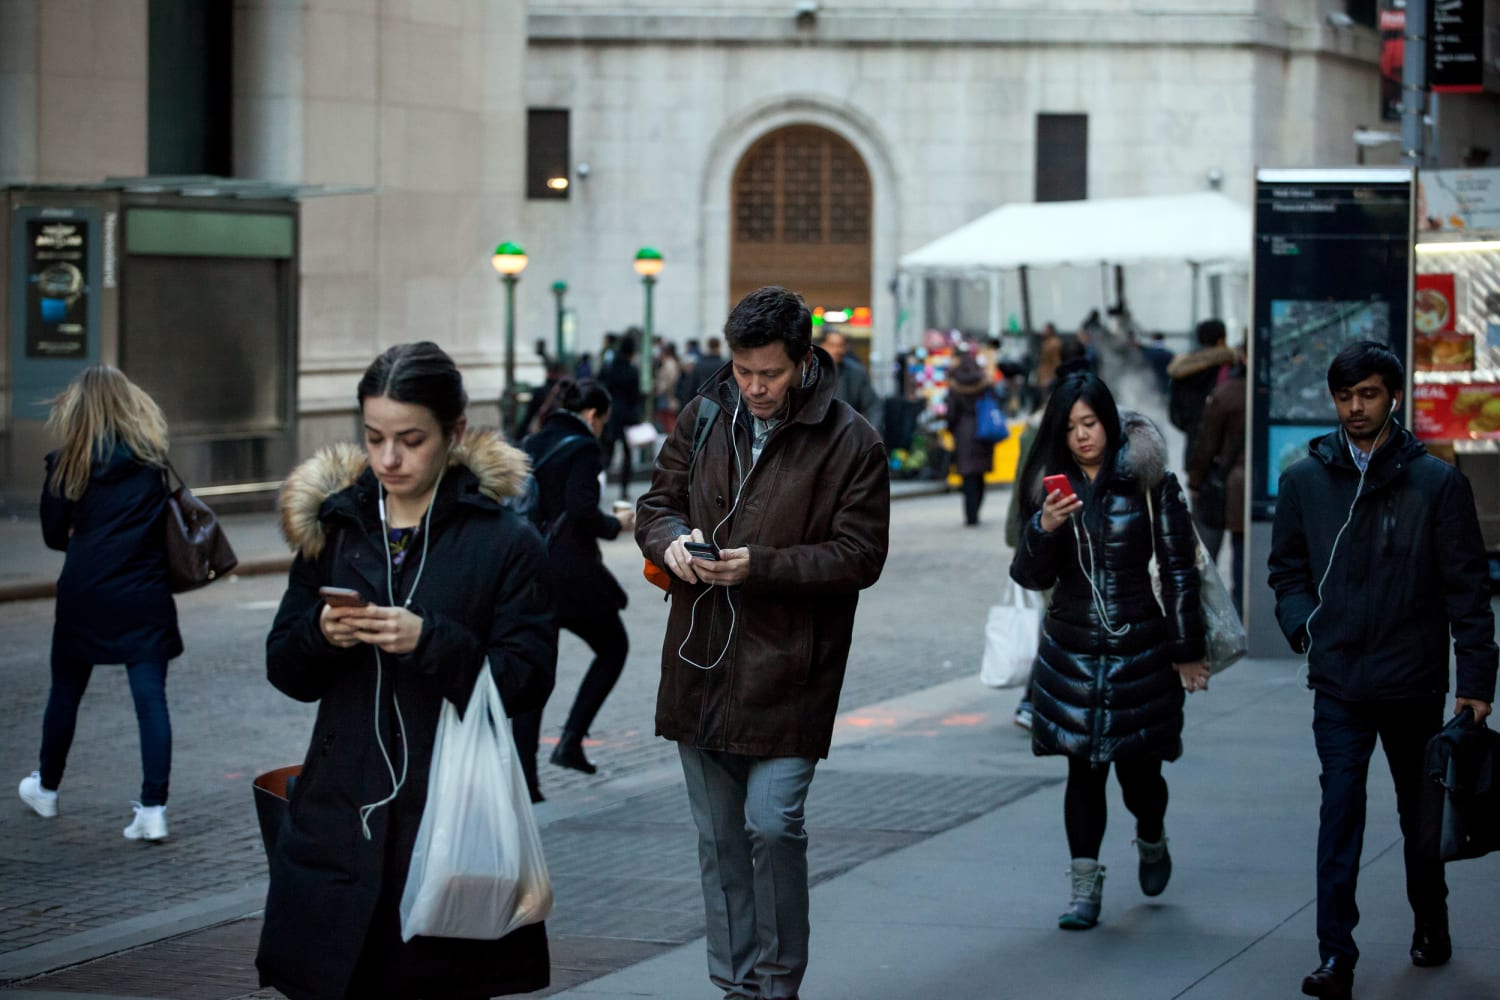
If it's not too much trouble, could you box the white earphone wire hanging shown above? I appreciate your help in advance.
[678,390,751,671]
[358,467,441,839]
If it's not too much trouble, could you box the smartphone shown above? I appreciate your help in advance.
[1042,474,1076,500]
[683,541,720,561]
[319,586,368,608]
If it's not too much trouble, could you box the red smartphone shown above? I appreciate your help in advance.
[1042,474,1075,500]
[319,586,368,608]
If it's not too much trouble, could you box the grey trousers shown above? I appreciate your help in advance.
[678,745,818,1000]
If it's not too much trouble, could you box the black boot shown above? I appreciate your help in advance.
[550,728,597,774]
[1300,956,1353,1000]
[1411,906,1452,967]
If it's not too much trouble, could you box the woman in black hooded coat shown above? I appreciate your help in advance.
[1010,372,1207,931]
[257,343,557,1000]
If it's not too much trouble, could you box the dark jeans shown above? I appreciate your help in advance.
[40,658,171,806]
[512,607,629,796]
[961,473,986,525]
[1064,755,1168,858]
[1312,691,1446,965]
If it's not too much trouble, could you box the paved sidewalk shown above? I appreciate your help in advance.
[5,659,1498,999]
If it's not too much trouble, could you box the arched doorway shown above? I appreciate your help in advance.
[730,125,873,357]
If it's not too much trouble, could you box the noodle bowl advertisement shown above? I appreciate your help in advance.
[1413,382,1500,441]
[1413,273,1472,371]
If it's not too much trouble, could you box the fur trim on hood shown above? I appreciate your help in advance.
[1025,409,1169,508]
[278,427,529,558]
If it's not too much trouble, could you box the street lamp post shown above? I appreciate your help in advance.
[491,241,528,429]
[633,247,663,401]
[550,280,568,367]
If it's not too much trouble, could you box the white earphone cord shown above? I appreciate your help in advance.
[1303,405,1395,662]
[678,389,749,671]
[1071,515,1130,638]
[358,468,441,839]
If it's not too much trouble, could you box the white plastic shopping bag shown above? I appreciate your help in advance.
[399,664,553,941]
[980,578,1044,688]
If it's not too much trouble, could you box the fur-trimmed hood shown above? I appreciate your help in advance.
[1024,409,1168,508]
[278,427,530,558]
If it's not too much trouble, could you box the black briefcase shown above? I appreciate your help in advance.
[1421,708,1500,863]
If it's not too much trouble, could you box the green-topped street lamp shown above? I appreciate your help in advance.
[550,280,568,366]
[633,247,663,398]
[491,241,528,427]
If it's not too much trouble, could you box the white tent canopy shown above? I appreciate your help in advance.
[900,191,1251,273]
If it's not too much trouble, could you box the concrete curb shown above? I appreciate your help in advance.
[0,486,957,604]
[0,884,267,985]
[0,557,294,605]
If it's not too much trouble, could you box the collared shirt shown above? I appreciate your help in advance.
[751,414,782,466]
[1348,436,1373,475]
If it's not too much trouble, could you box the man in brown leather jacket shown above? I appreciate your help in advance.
[636,286,890,1000]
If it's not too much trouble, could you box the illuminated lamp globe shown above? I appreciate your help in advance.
[633,246,664,278]
[492,241,528,276]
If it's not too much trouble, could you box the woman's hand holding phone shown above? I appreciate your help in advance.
[1039,476,1083,534]
[341,605,424,655]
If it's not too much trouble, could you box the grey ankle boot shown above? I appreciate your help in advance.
[1058,858,1105,930]
[1135,835,1171,897]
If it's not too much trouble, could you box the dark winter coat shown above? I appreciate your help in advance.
[1268,425,1497,704]
[523,411,628,619]
[1186,372,1247,534]
[41,447,183,666]
[832,357,882,431]
[256,429,557,1000]
[601,356,643,429]
[636,345,891,759]
[1010,413,1205,764]
[946,362,997,478]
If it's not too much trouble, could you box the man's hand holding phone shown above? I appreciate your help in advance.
[665,529,751,586]
[1039,474,1083,534]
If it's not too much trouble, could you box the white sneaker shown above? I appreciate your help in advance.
[123,802,168,841]
[18,772,58,818]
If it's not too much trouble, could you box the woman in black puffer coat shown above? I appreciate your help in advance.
[1010,372,1207,931]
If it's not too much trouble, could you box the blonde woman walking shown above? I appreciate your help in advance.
[18,365,181,841]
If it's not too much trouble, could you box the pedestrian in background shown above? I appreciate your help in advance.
[512,378,635,803]
[257,342,557,1000]
[1187,352,1247,616]
[1011,372,1207,930]
[821,329,883,435]
[1269,341,1497,1000]
[1167,318,1234,468]
[18,365,181,842]
[654,341,683,434]
[637,286,890,1000]
[946,351,995,527]
[601,332,643,500]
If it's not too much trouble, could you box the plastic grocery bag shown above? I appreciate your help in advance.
[980,578,1044,688]
[399,665,553,942]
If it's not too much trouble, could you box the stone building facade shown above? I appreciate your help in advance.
[2,0,1497,498]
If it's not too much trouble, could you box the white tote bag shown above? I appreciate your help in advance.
[399,665,554,941]
[980,578,1045,688]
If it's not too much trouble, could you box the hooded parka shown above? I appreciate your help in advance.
[1010,413,1205,763]
[256,429,557,1000]
[42,446,183,666]
[1268,425,1497,704]
[635,347,890,759]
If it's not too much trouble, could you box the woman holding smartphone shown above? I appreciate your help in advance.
[1010,371,1207,930]
[512,378,634,802]
[18,365,180,841]
[257,342,557,1000]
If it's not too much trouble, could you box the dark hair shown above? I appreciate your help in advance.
[1017,372,1123,522]
[724,286,812,362]
[1196,319,1227,348]
[558,377,612,415]
[357,341,467,436]
[616,333,638,360]
[1327,339,1404,395]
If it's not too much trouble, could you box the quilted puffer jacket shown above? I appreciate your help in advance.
[1010,412,1205,763]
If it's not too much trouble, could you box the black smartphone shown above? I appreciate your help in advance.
[319,586,368,608]
[683,541,720,561]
